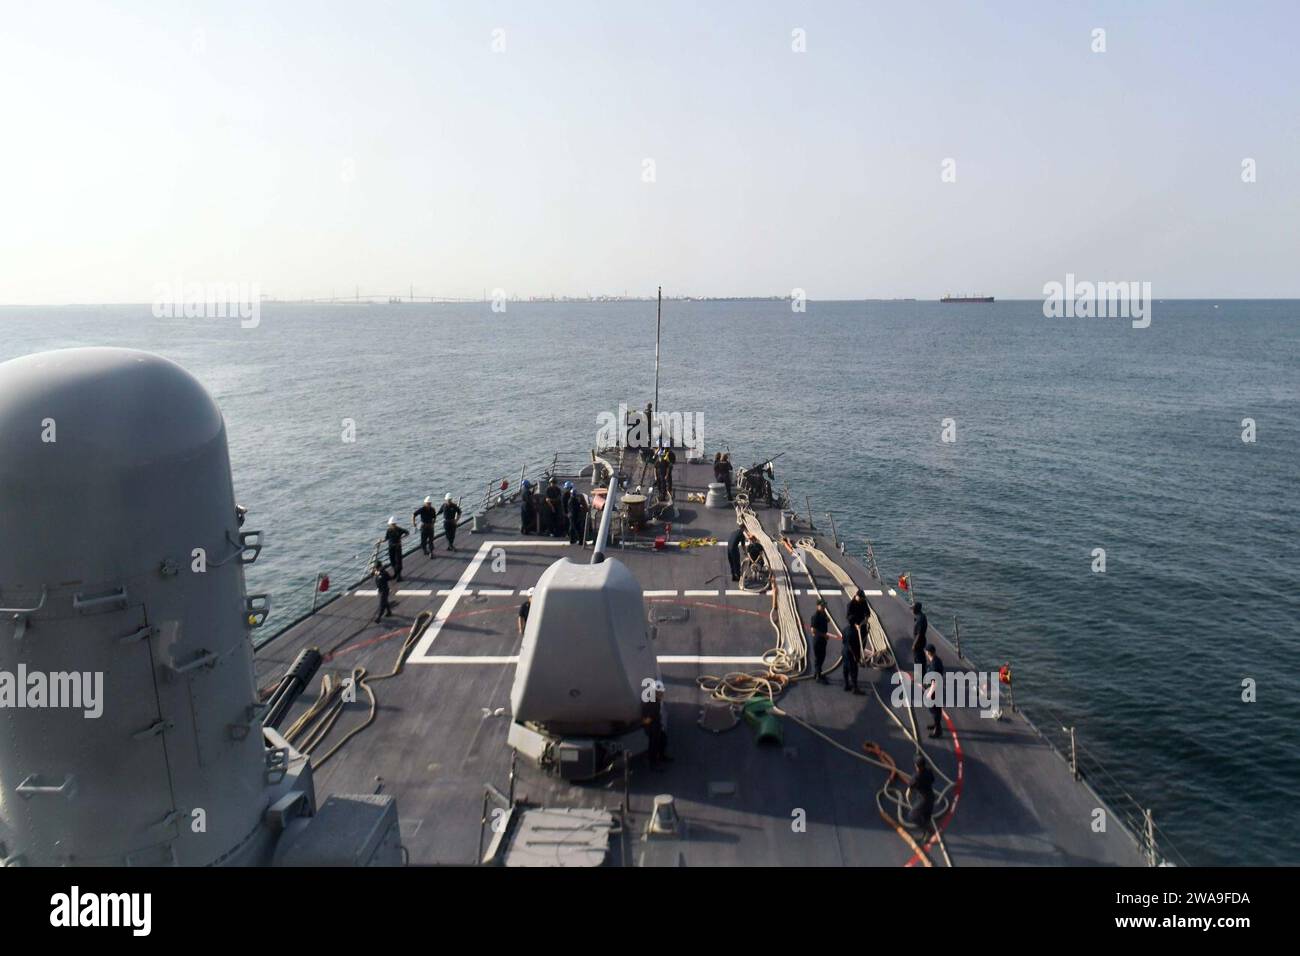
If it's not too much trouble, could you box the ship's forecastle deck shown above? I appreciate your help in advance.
[255,453,1148,867]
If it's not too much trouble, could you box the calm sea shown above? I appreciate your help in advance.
[2,299,1296,865]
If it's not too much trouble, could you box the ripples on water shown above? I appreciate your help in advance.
[2,299,1296,865]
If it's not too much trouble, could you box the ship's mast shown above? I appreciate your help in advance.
[653,285,662,415]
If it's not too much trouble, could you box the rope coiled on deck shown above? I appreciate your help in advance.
[696,503,807,703]
[789,535,895,668]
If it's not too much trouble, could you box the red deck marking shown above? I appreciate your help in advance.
[330,597,769,660]
[329,606,514,659]
[651,597,771,619]
[325,627,407,661]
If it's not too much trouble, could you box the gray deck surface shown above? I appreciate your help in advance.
[255,453,1148,867]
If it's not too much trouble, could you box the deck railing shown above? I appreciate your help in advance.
[255,450,596,645]
[848,528,1188,868]
[1015,698,1191,867]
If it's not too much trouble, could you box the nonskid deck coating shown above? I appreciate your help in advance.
[254,455,1148,866]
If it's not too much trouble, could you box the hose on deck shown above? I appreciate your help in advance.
[772,704,947,867]
[284,610,433,768]
[759,532,955,866]
[868,683,957,867]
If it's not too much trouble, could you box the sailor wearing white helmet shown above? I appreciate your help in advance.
[379,515,409,581]
[413,495,438,556]
[437,493,462,551]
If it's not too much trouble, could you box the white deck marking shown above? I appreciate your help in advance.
[644,589,678,597]
[725,589,758,596]
[888,588,897,596]
[359,585,549,598]
[864,589,883,596]
[408,540,568,663]
[354,588,434,597]
[415,654,768,666]
[683,589,718,596]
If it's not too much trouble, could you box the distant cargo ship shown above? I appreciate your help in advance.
[940,294,994,303]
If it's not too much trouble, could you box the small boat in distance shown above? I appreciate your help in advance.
[940,293,994,303]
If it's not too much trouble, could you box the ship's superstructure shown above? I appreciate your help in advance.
[0,349,400,866]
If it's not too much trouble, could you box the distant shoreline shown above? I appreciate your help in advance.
[3,297,1298,308]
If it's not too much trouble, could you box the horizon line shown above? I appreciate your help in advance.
[4,296,1300,308]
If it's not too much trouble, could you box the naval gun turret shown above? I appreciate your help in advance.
[508,557,661,781]
[0,348,400,866]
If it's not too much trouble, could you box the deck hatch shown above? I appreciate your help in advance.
[503,808,614,867]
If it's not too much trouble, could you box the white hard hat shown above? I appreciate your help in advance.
[444,493,452,501]
[424,496,432,504]
[387,516,397,525]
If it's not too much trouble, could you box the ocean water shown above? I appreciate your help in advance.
[1,299,1296,866]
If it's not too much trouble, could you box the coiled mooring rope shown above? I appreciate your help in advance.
[789,535,895,668]
[696,504,807,703]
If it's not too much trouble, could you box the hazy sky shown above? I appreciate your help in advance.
[2,1,1296,303]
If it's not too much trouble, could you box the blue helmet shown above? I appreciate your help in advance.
[563,481,574,490]
[522,479,532,489]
